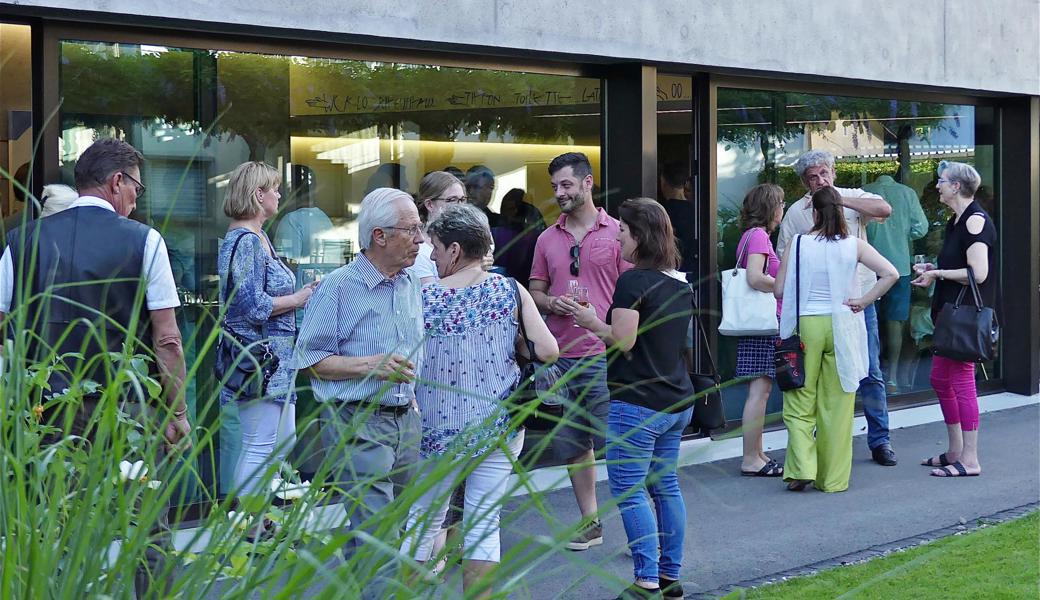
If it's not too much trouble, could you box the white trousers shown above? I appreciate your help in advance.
[402,430,524,563]
[233,399,296,496]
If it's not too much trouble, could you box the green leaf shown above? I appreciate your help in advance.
[226,553,251,577]
[130,357,149,376]
[143,377,162,400]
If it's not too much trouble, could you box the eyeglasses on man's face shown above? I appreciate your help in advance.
[569,244,581,276]
[382,224,424,238]
[121,171,146,197]
[436,195,467,204]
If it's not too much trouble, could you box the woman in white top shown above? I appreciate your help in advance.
[413,171,469,283]
[774,187,897,492]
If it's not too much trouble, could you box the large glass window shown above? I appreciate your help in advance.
[716,88,997,422]
[0,23,32,239]
[58,39,601,497]
[656,74,696,272]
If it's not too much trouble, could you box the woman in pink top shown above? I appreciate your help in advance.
[734,184,785,477]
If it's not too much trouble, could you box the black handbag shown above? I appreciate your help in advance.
[688,294,726,431]
[933,266,999,363]
[506,277,563,428]
[774,235,806,391]
[215,232,280,399]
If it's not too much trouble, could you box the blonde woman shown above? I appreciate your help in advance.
[219,161,315,536]
[412,171,468,284]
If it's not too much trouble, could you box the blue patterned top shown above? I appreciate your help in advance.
[218,228,297,404]
[418,274,520,458]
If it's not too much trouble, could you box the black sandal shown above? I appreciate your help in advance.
[921,453,951,467]
[741,459,784,477]
[930,461,980,478]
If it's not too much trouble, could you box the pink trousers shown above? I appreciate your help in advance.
[930,355,979,431]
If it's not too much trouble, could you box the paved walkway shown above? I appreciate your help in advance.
[496,398,1040,599]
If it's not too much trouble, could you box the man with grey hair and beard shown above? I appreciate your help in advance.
[292,186,425,595]
[777,149,897,467]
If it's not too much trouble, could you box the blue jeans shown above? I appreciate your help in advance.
[859,304,890,449]
[606,401,693,583]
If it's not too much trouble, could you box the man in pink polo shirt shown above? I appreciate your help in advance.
[529,152,631,551]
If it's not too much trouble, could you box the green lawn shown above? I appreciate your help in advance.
[723,511,1040,600]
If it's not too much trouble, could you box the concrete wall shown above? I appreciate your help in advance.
[5,0,1040,94]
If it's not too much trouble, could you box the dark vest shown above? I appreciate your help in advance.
[7,205,154,392]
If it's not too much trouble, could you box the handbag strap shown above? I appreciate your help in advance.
[507,276,536,356]
[733,227,767,273]
[793,234,801,334]
[954,265,986,311]
[687,285,720,383]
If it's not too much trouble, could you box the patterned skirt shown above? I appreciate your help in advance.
[736,334,780,378]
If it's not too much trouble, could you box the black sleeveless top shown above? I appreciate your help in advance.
[931,200,998,322]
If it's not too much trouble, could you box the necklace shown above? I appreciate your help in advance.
[449,263,484,278]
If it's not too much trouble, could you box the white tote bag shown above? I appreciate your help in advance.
[718,229,779,336]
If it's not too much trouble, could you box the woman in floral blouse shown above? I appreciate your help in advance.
[401,204,557,597]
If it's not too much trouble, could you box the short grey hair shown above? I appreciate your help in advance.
[938,160,982,198]
[426,203,492,260]
[40,184,79,217]
[794,150,835,179]
[358,187,414,250]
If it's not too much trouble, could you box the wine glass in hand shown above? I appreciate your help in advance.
[912,254,930,275]
[573,286,590,328]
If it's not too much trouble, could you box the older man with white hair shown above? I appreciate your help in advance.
[292,187,425,582]
[777,149,898,467]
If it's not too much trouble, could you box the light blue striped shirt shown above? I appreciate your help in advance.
[291,252,424,405]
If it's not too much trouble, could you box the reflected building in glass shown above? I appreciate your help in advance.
[0,4,1036,504]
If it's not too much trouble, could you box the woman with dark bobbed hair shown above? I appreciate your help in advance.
[574,197,694,599]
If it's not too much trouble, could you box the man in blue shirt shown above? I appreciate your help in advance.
[292,187,425,589]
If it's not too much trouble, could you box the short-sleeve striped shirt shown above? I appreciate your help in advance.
[291,252,424,405]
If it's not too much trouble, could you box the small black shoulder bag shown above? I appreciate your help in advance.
[774,235,806,391]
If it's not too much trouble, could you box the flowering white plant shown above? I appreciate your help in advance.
[118,460,147,482]
[117,459,162,488]
[227,511,252,531]
[270,477,312,500]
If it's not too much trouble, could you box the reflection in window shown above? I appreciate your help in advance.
[58,40,601,497]
[715,88,996,420]
[0,23,33,245]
